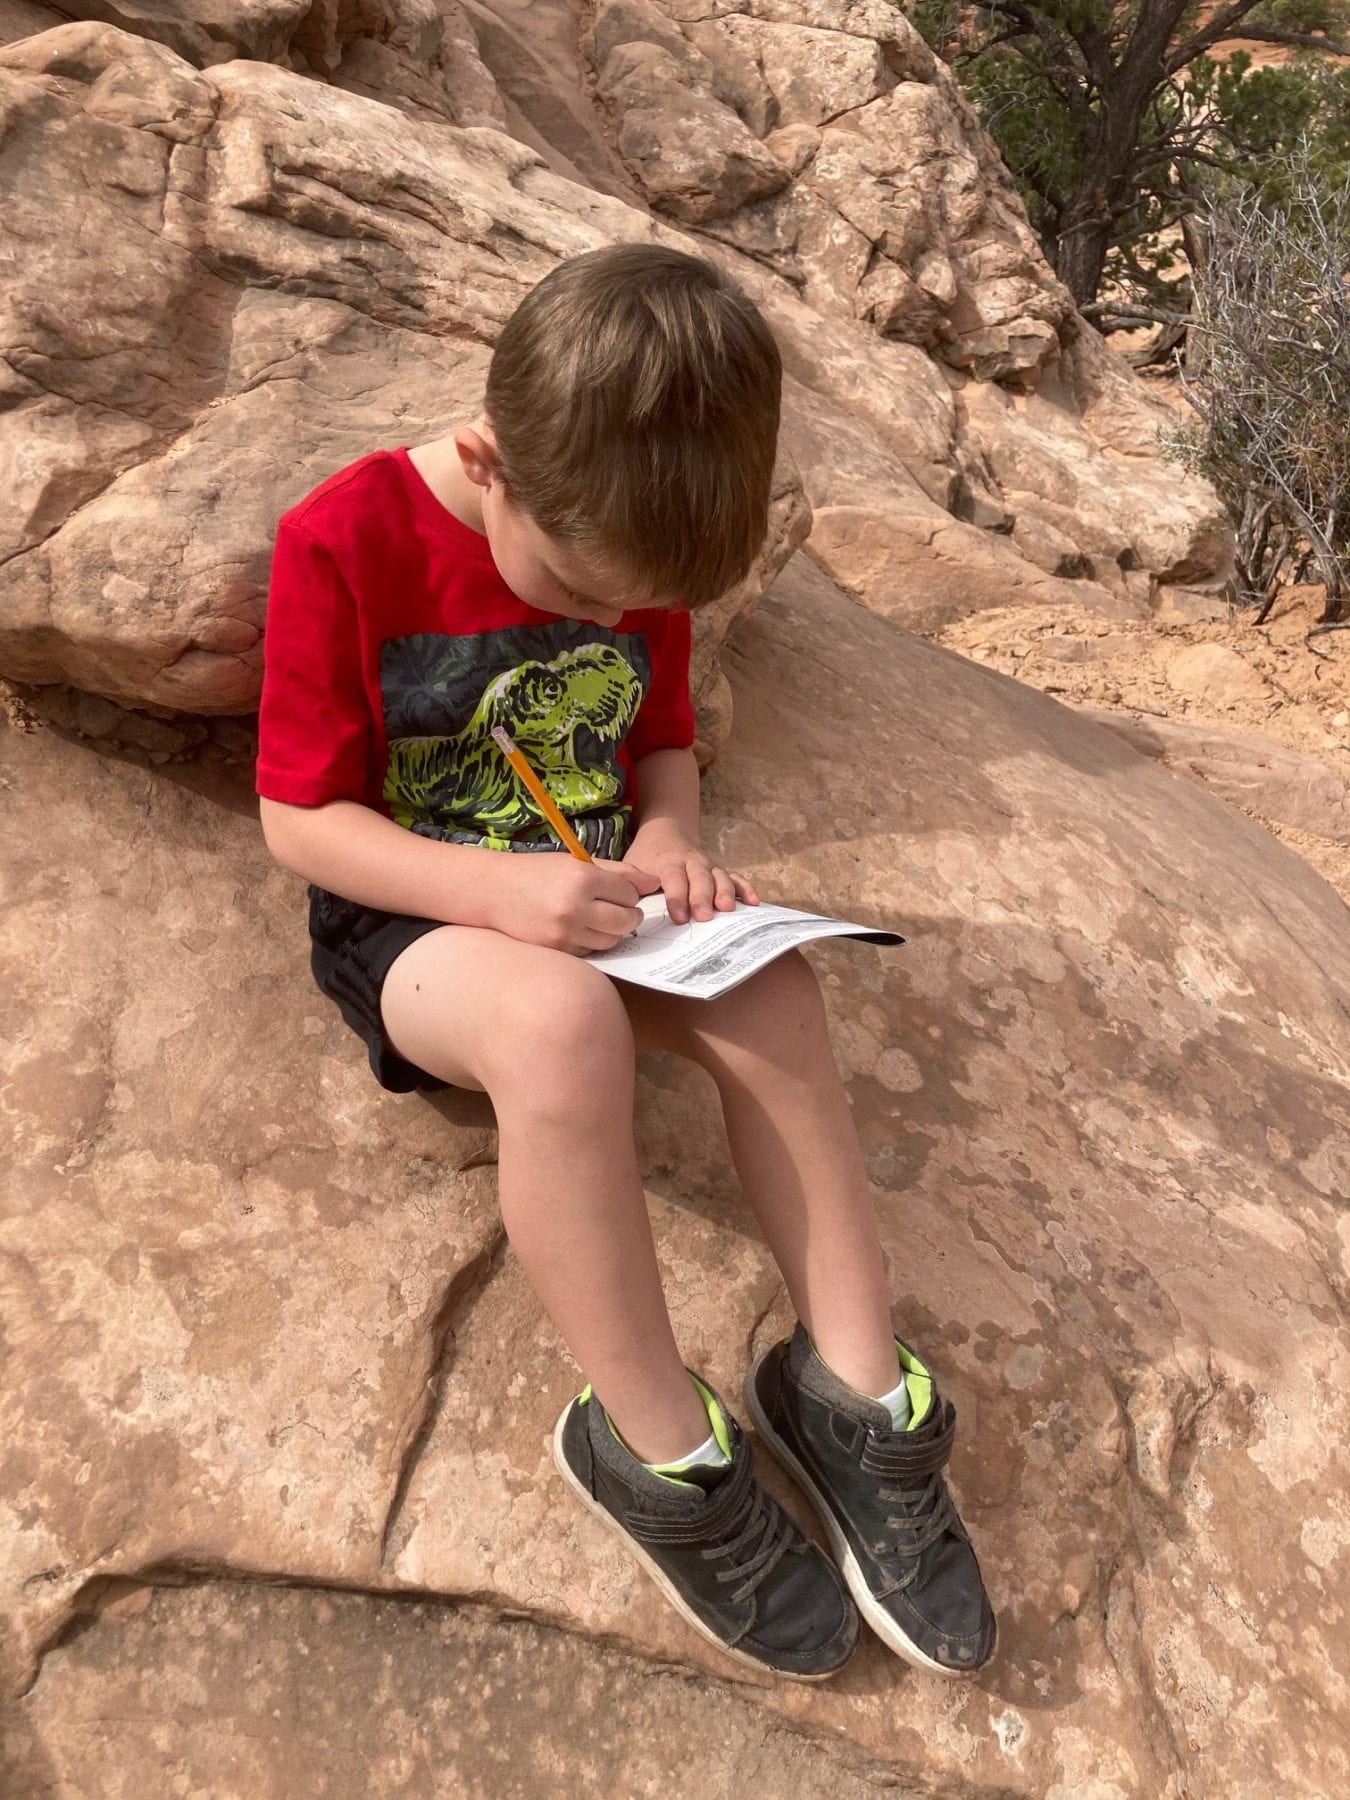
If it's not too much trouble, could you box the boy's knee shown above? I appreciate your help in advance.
[743,945,822,1010]
[703,946,828,1056]
[772,946,818,984]
[488,958,634,1103]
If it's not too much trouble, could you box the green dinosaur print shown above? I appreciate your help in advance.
[384,642,643,851]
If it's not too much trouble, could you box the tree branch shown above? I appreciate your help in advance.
[1218,26,1350,55]
[972,1,1087,92]
[1165,0,1266,75]
[1079,301,1196,325]
[953,24,1028,62]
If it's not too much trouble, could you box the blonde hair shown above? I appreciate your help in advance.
[484,243,782,609]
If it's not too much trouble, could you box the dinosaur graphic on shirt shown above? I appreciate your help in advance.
[383,641,643,852]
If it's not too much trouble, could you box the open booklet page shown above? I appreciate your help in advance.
[585,894,905,1001]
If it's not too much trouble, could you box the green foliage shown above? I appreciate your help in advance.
[960,34,1088,223]
[904,0,1350,308]
[1212,55,1350,204]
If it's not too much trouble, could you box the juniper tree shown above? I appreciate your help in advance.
[909,1,1350,325]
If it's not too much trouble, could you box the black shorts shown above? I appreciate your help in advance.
[306,884,452,1094]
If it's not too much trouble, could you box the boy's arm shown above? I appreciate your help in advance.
[627,745,702,850]
[626,746,760,922]
[256,517,517,927]
[260,798,658,945]
[260,796,509,925]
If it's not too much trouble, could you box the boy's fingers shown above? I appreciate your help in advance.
[593,899,644,937]
[686,861,717,920]
[663,861,692,924]
[574,924,613,954]
[731,871,760,904]
[610,860,661,897]
[711,865,738,910]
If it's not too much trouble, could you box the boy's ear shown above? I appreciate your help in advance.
[454,424,499,490]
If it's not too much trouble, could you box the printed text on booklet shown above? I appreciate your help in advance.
[584,895,905,1001]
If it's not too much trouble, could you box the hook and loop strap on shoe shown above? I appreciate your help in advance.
[860,1400,957,1481]
[623,1441,755,1546]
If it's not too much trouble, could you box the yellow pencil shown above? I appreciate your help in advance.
[491,724,594,862]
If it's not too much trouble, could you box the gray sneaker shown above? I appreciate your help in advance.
[553,1368,859,1680]
[744,1322,997,1675]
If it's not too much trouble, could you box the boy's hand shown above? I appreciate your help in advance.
[488,853,663,955]
[622,825,760,925]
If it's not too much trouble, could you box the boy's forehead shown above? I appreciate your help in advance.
[535,527,659,605]
[539,537,606,584]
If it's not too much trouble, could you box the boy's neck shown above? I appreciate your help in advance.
[407,436,487,538]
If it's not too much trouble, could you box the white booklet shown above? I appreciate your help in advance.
[586,894,905,1000]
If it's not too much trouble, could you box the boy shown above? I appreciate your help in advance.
[255,243,996,1681]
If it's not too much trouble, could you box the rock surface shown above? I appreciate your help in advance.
[939,589,1350,904]
[0,0,507,124]
[0,7,1227,712]
[3,5,1346,1796]
[1086,709,1350,845]
[3,1579,904,1798]
[0,20,807,731]
[5,556,1349,1797]
[1164,642,1274,710]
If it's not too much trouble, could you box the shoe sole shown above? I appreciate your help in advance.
[550,1402,853,1683]
[742,1351,997,1678]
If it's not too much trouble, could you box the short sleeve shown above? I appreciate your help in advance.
[625,605,695,760]
[255,517,373,806]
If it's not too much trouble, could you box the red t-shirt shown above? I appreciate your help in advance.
[255,448,695,858]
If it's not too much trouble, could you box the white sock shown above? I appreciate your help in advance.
[645,1425,730,1474]
[875,1368,912,1433]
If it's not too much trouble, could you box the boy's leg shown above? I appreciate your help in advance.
[378,926,710,1463]
[617,954,996,1675]
[617,949,902,1400]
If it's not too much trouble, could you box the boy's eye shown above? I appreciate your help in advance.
[552,571,625,614]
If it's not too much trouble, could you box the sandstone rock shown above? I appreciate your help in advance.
[14,0,507,125]
[1009,495,1093,578]
[7,1580,894,1797]
[801,496,1137,633]
[1152,582,1233,625]
[0,2,63,49]
[957,354,1234,602]
[1165,642,1272,710]
[0,12,1231,711]
[589,35,792,224]
[597,0,1063,385]
[0,24,804,732]
[4,554,1347,1797]
[457,0,647,199]
[1081,708,1350,845]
